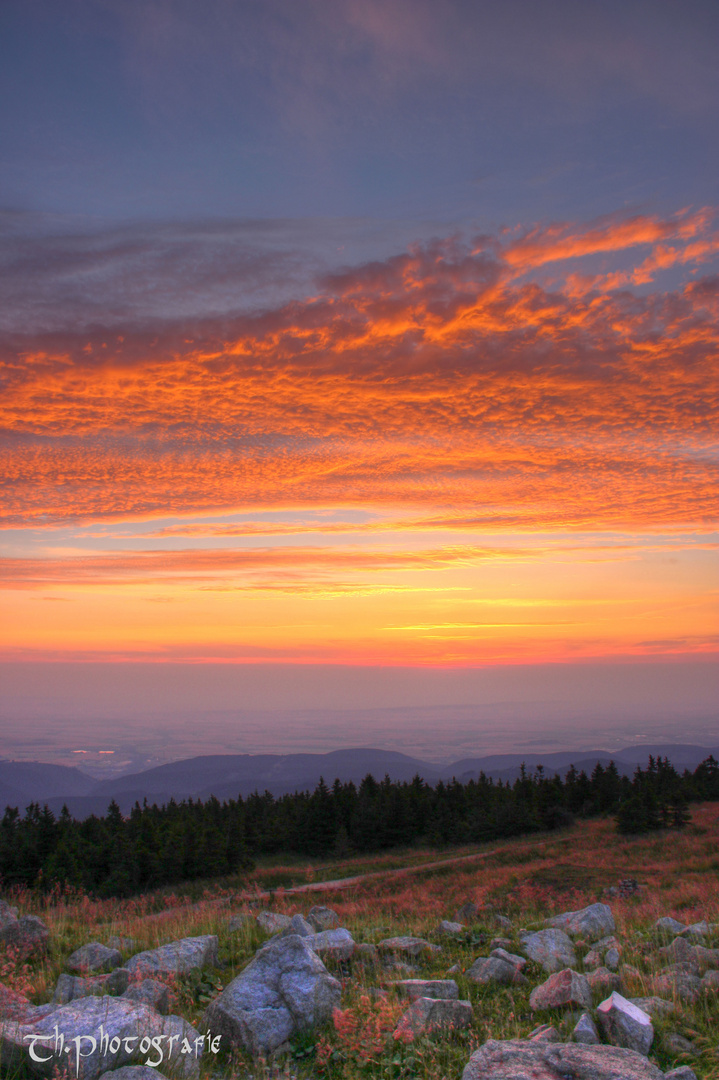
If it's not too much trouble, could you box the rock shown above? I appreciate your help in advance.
[629,996,674,1019]
[105,937,136,953]
[529,969,592,1012]
[455,902,479,923]
[664,1069,698,1080]
[393,997,472,1041]
[67,944,123,975]
[573,1012,599,1044]
[701,969,719,990]
[98,1069,169,1080]
[447,964,461,975]
[203,933,340,1057]
[122,979,171,1014]
[466,956,528,986]
[491,947,526,970]
[583,947,602,970]
[462,1039,665,1080]
[377,936,441,958]
[438,920,464,935]
[545,904,615,943]
[0,995,202,1079]
[52,969,130,1006]
[389,979,459,1001]
[596,991,653,1055]
[605,948,620,971]
[493,915,512,931]
[655,917,686,936]
[0,913,49,957]
[520,929,577,973]
[587,966,621,993]
[307,906,340,931]
[0,902,18,925]
[652,964,702,1002]
[256,911,292,935]
[528,1024,561,1042]
[227,914,254,932]
[680,921,718,941]
[104,969,131,995]
[0,983,52,1024]
[280,914,314,938]
[490,937,512,951]
[659,937,698,968]
[663,1032,696,1055]
[693,944,719,969]
[354,943,378,963]
[125,936,218,977]
[305,928,354,961]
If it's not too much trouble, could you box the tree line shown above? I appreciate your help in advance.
[1,755,717,898]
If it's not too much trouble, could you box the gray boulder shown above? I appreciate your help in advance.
[354,943,378,964]
[664,1069,698,1080]
[307,906,340,931]
[0,995,202,1079]
[586,966,621,993]
[227,914,254,933]
[663,1032,696,1056]
[389,979,459,1001]
[52,969,130,1006]
[438,920,464,935]
[520,929,577,973]
[652,964,702,1002]
[377,936,441,958]
[545,903,615,943]
[0,982,53,1024]
[0,913,49,956]
[655,917,685,936]
[529,969,592,1012]
[305,928,354,961]
[528,1024,561,1042]
[573,1012,600,1045]
[256,911,292,935]
[122,980,171,1014]
[629,996,674,1019]
[204,933,340,1057]
[455,902,479,923]
[491,947,526,970]
[462,1039,664,1080]
[596,991,653,1055]
[67,944,123,974]
[681,920,718,941]
[125,936,218,977]
[393,997,472,1041]
[279,914,314,938]
[466,955,528,987]
[98,1069,168,1080]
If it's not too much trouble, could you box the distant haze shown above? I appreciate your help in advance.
[1,660,716,776]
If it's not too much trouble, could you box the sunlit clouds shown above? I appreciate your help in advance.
[1,210,717,664]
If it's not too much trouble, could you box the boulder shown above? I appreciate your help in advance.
[528,1024,560,1042]
[462,1039,664,1080]
[529,969,592,1011]
[389,979,459,1001]
[0,995,202,1079]
[491,947,526,970]
[466,956,528,987]
[693,944,719,969]
[455,902,479,923]
[604,947,620,972]
[545,904,615,943]
[52,970,130,1006]
[67,944,123,975]
[279,914,314,938]
[105,937,136,953]
[438,920,464,935]
[125,936,218,977]
[520,929,577,973]
[629,996,674,1019]
[583,948,602,971]
[658,937,698,968]
[0,913,49,957]
[377,936,441,958]
[305,928,354,961]
[393,997,472,1041]
[701,969,719,990]
[227,914,254,933]
[256,911,292,935]
[121,980,171,1014]
[680,921,718,941]
[663,1032,697,1055]
[596,991,653,1055]
[204,933,340,1058]
[655,917,685,936]
[651,964,702,1003]
[307,906,340,932]
[98,1069,168,1080]
[664,1069,698,1080]
[572,1012,599,1045]
[493,915,512,931]
[586,966,621,993]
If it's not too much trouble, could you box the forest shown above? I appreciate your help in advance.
[1,755,717,898]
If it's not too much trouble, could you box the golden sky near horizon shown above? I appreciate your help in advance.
[1,210,717,666]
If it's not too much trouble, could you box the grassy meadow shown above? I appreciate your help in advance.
[2,804,719,1079]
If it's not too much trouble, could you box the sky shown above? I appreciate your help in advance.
[1,0,717,769]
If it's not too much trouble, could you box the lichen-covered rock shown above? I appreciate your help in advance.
[596,991,653,1055]
[203,934,340,1058]
[393,997,472,1041]
[377,937,441,958]
[466,955,528,987]
[67,944,123,975]
[573,1012,599,1045]
[304,928,354,961]
[520,929,577,973]
[256,911,292,934]
[125,936,218,977]
[545,904,615,943]
[462,1039,664,1080]
[0,995,202,1079]
[307,906,340,931]
[389,979,459,1001]
[529,969,592,1011]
